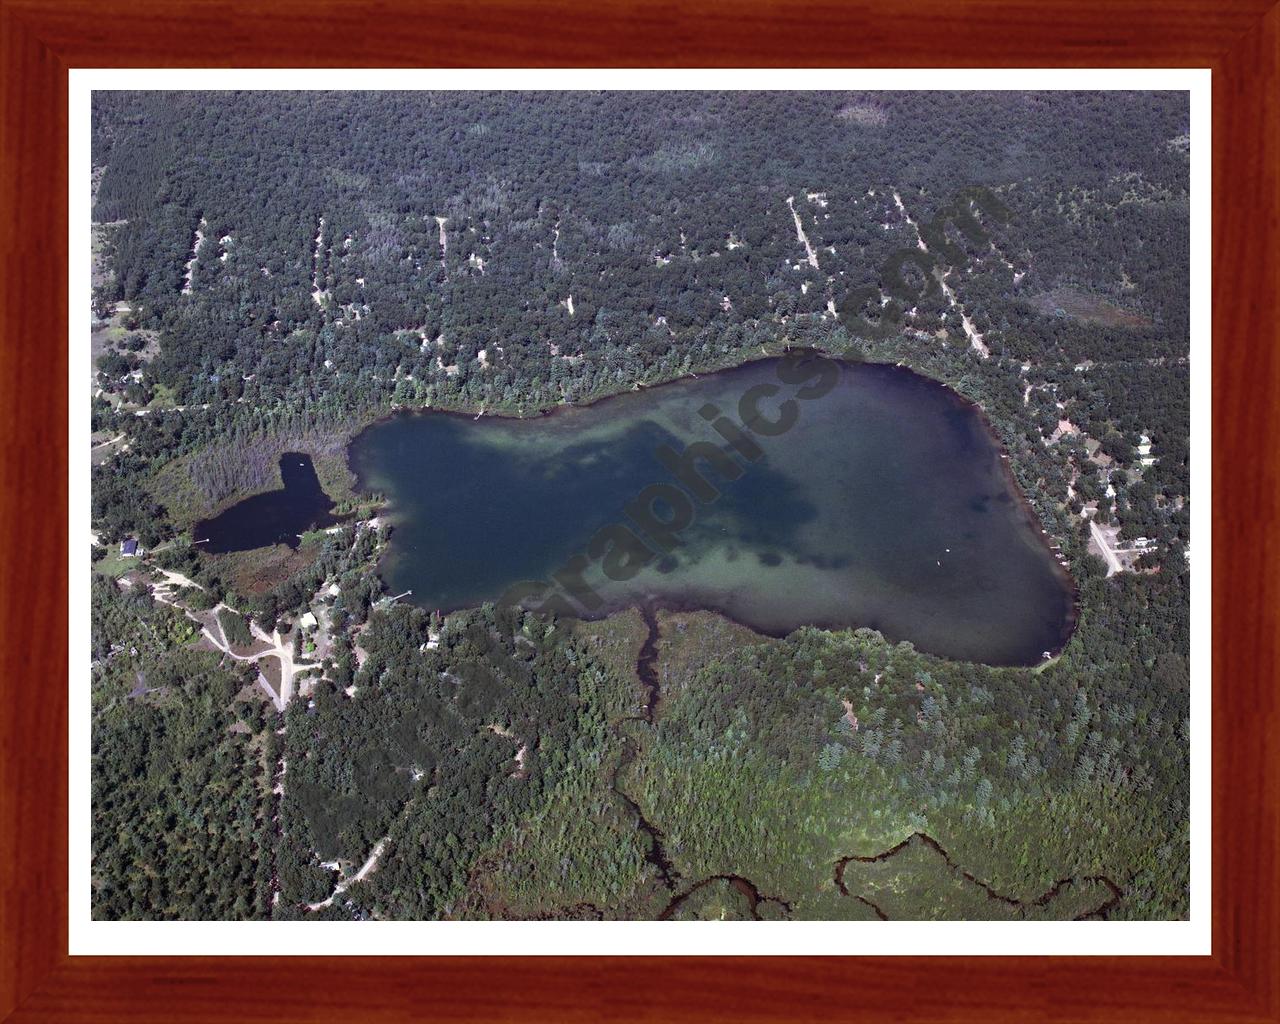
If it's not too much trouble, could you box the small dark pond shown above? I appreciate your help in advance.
[193,453,340,553]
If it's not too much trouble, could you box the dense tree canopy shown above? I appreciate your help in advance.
[90,90,1191,921]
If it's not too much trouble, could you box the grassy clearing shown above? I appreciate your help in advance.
[150,429,359,530]
[146,382,180,410]
[93,550,142,579]
[1027,287,1151,329]
[209,538,326,597]
[838,833,1116,920]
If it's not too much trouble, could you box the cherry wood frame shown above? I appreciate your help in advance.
[2,1,1276,1020]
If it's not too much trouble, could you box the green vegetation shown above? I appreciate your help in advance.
[272,602,654,920]
[88,91,1191,921]
[837,835,1117,921]
[91,577,272,919]
[626,585,1188,919]
[149,423,359,529]
[89,91,1188,552]
[217,607,254,648]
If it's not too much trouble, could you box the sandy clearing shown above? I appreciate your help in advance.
[1088,519,1125,576]
[785,196,821,271]
[311,217,330,307]
[1048,419,1080,444]
[487,724,529,778]
[435,216,448,265]
[258,671,285,713]
[181,218,207,295]
[988,240,1026,285]
[154,567,203,592]
[892,191,930,253]
[961,313,990,358]
[152,584,317,709]
[934,267,990,359]
[248,619,319,707]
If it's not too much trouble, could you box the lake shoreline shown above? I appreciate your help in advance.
[919,368,1081,663]
[346,351,1080,669]
[180,349,1077,669]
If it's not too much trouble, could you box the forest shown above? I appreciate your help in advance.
[89,90,1192,921]
[91,577,274,919]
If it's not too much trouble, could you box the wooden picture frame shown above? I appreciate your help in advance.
[1,1,1275,1020]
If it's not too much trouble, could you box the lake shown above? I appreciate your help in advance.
[194,453,341,553]
[348,355,1075,665]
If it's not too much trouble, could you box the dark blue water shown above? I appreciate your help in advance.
[348,357,1074,665]
[194,453,340,553]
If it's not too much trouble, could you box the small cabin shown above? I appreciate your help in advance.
[119,538,139,557]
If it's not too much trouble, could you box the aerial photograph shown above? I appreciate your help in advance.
[89,90,1191,922]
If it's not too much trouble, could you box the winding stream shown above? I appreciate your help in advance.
[609,607,792,919]
[659,874,794,921]
[609,605,678,889]
[834,831,1124,920]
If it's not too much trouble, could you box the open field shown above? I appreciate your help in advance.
[1026,287,1152,328]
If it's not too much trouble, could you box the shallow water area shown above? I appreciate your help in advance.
[348,357,1075,665]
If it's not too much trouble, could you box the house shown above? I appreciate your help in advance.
[1137,433,1157,466]
[298,611,318,631]
[119,538,139,557]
